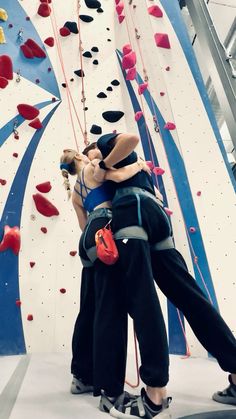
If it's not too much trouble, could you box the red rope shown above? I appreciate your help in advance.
[77,0,88,144]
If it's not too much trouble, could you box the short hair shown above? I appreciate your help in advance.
[82,142,97,156]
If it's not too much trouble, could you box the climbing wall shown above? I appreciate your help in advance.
[0,0,235,359]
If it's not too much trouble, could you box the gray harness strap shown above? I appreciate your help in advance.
[80,257,94,268]
[151,236,175,251]
[114,226,148,241]
[86,246,97,263]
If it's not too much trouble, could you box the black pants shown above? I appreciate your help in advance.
[111,193,236,387]
[71,209,127,396]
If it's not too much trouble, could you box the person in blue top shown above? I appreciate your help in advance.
[59,147,150,410]
[82,132,236,419]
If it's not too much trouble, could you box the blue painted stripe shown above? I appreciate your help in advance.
[0,103,60,355]
[0,0,60,98]
[159,0,236,191]
[117,51,187,355]
[0,100,60,147]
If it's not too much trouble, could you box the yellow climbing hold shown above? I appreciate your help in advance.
[0,8,8,21]
[0,26,6,43]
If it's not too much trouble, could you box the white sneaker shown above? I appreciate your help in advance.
[70,376,93,394]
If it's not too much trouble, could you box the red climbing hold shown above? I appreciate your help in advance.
[13,153,18,158]
[118,15,125,24]
[116,2,124,15]
[189,227,196,233]
[17,104,39,120]
[154,33,171,49]
[41,227,47,234]
[30,262,35,268]
[135,111,143,121]
[16,300,22,307]
[70,251,77,256]
[60,288,66,294]
[122,51,136,70]
[197,191,202,196]
[25,39,46,58]
[146,161,154,170]
[164,122,176,130]
[123,44,132,55]
[60,27,71,37]
[44,37,54,47]
[20,44,34,59]
[28,118,43,130]
[0,76,8,88]
[160,91,165,96]
[153,166,165,175]
[0,225,21,255]
[148,5,163,18]
[33,193,59,217]
[40,0,51,2]
[36,181,52,193]
[138,83,148,95]
[0,55,13,80]
[164,207,173,216]
[0,179,7,185]
[27,314,33,321]
[38,2,51,17]
[126,67,136,80]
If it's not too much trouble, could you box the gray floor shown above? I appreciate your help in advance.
[0,353,235,419]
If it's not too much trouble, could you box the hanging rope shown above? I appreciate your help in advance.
[77,0,88,144]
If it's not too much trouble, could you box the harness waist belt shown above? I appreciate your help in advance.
[114,226,148,241]
[86,246,97,263]
[113,187,161,206]
[80,257,94,268]
[151,236,175,251]
[87,207,112,222]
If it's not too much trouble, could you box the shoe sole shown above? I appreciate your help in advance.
[70,385,93,395]
[110,406,172,419]
[212,394,236,406]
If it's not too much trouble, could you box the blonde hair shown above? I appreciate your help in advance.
[60,149,77,199]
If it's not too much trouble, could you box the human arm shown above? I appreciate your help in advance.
[103,133,139,168]
[72,195,88,231]
[104,159,151,183]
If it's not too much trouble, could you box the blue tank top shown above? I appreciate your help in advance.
[74,168,115,213]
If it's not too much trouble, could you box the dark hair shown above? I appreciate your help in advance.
[82,142,97,156]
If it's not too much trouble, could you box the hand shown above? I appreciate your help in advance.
[93,160,106,182]
[137,159,151,175]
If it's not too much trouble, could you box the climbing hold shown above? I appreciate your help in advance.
[41,227,47,233]
[118,15,125,24]
[90,124,102,135]
[148,5,163,18]
[153,166,165,175]
[0,76,8,89]
[84,0,101,8]
[91,46,99,52]
[60,27,71,37]
[164,122,176,130]
[111,79,120,86]
[33,193,59,217]
[116,2,124,15]
[97,8,103,13]
[17,104,39,120]
[135,111,143,121]
[40,0,51,2]
[194,256,198,264]
[106,86,113,91]
[61,83,67,88]
[79,15,94,23]
[0,55,13,79]
[196,191,201,196]
[64,21,78,34]
[30,262,35,268]
[13,152,18,158]
[60,288,66,294]
[35,79,40,84]
[70,251,77,256]
[102,111,124,123]
[20,44,34,59]
[25,39,46,58]
[38,2,51,17]
[0,179,7,185]
[28,118,43,130]
[16,300,22,307]
[160,92,165,96]
[0,8,8,21]
[123,44,132,55]
[97,92,107,98]
[165,66,170,71]
[27,314,33,321]
[164,207,173,216]
[146,161,154,170]
[74,69,85,77]
[154,33,171,49]
[93,59,99,65]
[83,51,92,58]
[126,67,136,81]
[138,83,148,95]
[0,225,21,255]
[189,227,196,233]
[26,16,31,21]
[122,51,136,70]
[44,37,54,47]
[0,27,6,43]
[36,181,52,193]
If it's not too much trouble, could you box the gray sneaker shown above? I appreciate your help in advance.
[70,376,93,394]
[212,375,236,406]
[99,390,138,414]
[110,388,172,418]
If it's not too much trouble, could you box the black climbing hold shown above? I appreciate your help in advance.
[102,111,124,123]
[90,124,102,134]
